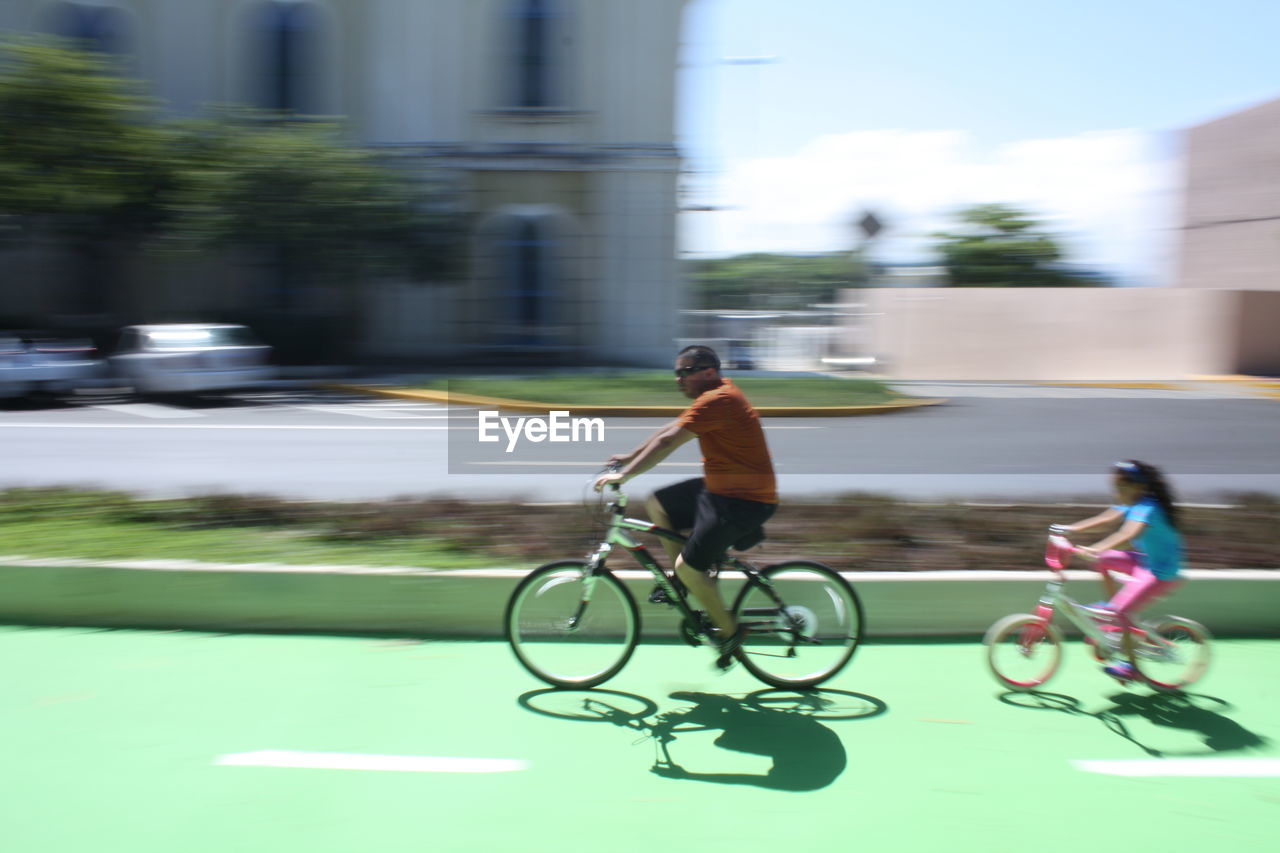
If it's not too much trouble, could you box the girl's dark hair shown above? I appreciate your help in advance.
[1116,459,1180,531]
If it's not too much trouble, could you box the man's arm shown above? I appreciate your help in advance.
[595,423,697,490]
[607,418,683,467]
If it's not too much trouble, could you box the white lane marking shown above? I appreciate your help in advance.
[93,403,206,419]
[467,461,701,466]
[0,422,452,430]
[1073,759,1280,777]
[292,403,450,420]
[215,750,528,773]
[604,424,822,430]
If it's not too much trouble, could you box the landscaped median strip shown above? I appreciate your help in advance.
[323,384,946,417]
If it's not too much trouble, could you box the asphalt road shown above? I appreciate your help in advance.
[0,386,1277,501]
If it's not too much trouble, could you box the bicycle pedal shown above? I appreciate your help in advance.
[648,586,671,605]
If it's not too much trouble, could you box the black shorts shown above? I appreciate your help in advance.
[653,478,776,572]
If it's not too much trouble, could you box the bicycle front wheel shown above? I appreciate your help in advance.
[1129,617,1212,692]
[505,560,639,689]
[731,561,863,688]
[984,614,1062,691]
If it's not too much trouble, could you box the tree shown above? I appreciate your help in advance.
[932,203,1105,287]
[686,252,870,311]
[163,115,465,296]
[160,116,466,359]
[0,38,173,237]
[0,38,465,346]
[0,38,179,310]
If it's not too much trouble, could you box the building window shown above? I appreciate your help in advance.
[512,0,560,108]
[503,218,553,343]
[44,2,128,54]
[252,1,321,113]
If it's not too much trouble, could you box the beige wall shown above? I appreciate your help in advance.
[1177,97,1280,291]
[847,288,1280,380]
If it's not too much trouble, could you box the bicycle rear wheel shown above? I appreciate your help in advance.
[505,560,639,689]
[984,614,1062,691]
[1129,617,1212,692]
[730,561,863,688]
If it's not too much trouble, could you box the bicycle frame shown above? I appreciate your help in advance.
[581,486,784,643]
[1035,535,1172,661]
[1029,573,1133,660]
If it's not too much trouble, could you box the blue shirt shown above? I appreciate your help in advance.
[1112,497,1183,580]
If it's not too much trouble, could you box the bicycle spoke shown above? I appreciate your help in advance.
[731,561,863,688]
[505,561,639,689]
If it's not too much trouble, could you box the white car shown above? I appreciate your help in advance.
[0,332,108,398]
[109,324,275,395]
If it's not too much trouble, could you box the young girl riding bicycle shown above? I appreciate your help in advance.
[1049,460,1185,682]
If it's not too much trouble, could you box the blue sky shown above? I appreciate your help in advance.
[677,0,1280,284]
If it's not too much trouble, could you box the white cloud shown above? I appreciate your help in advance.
[682,128,1179,284]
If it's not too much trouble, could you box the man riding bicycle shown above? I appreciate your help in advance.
[593,345,777,670]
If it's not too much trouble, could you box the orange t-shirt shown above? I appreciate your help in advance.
[675,378,778,504]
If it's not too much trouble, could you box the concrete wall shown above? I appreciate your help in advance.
[1,560,1276,639]
[1178,97,1280,292]
[848,287,1280,380]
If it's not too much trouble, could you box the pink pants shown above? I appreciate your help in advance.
[1097,550,1182,618]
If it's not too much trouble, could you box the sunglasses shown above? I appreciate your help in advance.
[674,365,712,378]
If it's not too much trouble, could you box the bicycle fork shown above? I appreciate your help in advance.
[565,546,613,632]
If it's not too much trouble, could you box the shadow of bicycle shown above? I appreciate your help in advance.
[998,690,1268,757]
[519,687,887,792]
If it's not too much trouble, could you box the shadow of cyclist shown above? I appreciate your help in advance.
[517,687,885,792]
[646,691,850,791]
[1101,692,1268,755]
[998,691,1267,757]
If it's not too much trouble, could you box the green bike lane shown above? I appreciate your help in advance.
[2,626,1276,853]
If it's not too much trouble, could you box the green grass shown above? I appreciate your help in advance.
[415,372,901,407]
[0,491,500,569]
[0,518,499,568]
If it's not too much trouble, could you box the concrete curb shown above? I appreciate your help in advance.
[1,558,1276,639]
[323,384,947,417]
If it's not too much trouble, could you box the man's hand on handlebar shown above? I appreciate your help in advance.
[593,464,625,493]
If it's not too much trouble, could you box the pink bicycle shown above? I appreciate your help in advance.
[984,535,1211,693]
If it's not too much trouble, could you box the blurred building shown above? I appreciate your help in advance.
[1178,96,1280,293]
[0,0,689,365]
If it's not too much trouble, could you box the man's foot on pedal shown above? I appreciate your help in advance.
[1104,661,1136,682]
[648,585,670,604]
[714,626,748,671]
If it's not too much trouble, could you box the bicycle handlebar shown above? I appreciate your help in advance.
[1045,534,1123,584]
[1044,534,1076,571]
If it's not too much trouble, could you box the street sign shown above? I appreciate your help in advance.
[858,211,885,240]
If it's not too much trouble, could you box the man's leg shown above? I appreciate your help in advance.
[674,555,735,636]
[645,494,685,566]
